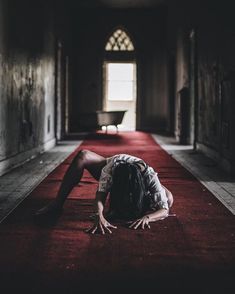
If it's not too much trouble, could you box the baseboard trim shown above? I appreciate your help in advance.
[0,138,56,176]
[196,142,232,174]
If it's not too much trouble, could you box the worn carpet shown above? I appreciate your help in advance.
[0,131,234,294]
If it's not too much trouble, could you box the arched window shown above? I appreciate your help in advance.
[105,29,134,51]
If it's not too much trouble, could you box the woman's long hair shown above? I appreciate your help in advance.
[109,162,147,220]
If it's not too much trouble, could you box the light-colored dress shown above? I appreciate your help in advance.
[98,154,169,211]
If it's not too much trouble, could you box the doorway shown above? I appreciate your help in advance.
[103,62,136,130]
[103,28,136,131]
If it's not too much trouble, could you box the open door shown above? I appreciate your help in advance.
[103,62,136,130]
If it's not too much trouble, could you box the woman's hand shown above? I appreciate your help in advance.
[129,215,151,230]
[86,191,117,234]
[86,214,117,235]
[129,208,169,230]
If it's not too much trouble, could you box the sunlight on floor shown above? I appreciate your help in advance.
[101,124,135,132]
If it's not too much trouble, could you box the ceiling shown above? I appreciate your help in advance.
[68,0,167,9]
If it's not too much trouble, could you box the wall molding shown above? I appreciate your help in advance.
[196,142,233,175]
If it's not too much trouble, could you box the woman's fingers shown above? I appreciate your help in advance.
[104,226,112,234]
[129,217,151,230]
[132,219,142,229]
[141,220,150,229]
[99,222,105,235]
[91,225,99,234]
[129,219,143,229]
[129,220,138,228]
[85,225,96,233]
[87,219,150,233]
[85,225,98,234]
[142,220,145,229]
[102,222,117,233]
[86,220,117,234]
[135,220,143,229]
[108,223,117,229]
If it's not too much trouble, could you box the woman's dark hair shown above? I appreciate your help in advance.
[109,162,147,220]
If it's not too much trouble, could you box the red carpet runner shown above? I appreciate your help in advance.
[0,132,234,293]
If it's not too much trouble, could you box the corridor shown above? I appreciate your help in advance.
[0,0,235,293]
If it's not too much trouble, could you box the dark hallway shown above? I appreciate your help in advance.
[0,0,235,293]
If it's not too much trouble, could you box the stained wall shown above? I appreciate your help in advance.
[168,0,235,173]
[0,0,56,175]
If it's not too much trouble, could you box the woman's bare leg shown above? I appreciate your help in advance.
[35,149,106,216]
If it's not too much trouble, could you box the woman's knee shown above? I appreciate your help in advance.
[75,149,90,167]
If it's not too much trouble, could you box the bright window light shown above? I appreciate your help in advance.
[107,63,136,101]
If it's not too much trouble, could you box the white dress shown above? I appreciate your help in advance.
[98,154,169,211]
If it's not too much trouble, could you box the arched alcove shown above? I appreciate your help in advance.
[103,27,137,131]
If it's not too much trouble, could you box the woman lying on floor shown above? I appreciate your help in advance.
[35,150,174,234]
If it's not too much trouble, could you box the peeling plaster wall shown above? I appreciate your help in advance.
[168,0,235,173]
[0,0,55,175]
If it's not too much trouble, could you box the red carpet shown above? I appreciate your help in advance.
[0,131,235,294]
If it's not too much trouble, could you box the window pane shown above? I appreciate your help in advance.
[108,63,134,80]
[108,81,134,100]
[106,62,136,101]
[105,29,134,51]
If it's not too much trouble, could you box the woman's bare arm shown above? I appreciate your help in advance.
[86,191,117,234]
[162,185,174,208]
[95,191,108,217]
[146,208,169,221]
